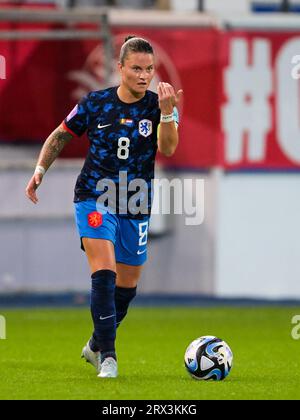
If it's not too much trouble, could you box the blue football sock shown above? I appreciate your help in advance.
[115,286,137,328]
[90,269,116,356]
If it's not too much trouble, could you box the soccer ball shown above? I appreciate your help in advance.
[184,335,233,381]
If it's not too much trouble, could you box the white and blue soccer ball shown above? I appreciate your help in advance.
[184,336,233,381]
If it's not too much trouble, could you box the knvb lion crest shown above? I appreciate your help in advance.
[88,211,102,228]
[139,119,152,138]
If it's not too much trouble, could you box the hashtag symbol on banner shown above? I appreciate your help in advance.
[223,39,272,164]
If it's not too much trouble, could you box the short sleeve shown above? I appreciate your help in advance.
[62,95,90,137]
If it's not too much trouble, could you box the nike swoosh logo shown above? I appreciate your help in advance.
[137,249,147,255]
[97,123,112,129]
[99,314,115,320]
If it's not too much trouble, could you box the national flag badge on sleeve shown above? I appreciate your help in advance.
[88,211,102,228]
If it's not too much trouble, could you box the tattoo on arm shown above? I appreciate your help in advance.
[37,126,73,171]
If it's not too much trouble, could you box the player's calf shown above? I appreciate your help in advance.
[115,285,137,327]
[90,269,117,358]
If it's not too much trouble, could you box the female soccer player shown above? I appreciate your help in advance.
[25,36,183,378]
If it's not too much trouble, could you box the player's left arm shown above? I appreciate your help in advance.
[157,82,183,157]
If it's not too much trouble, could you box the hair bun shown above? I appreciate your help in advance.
[124,35,136,43]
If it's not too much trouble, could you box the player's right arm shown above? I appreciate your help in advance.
[25,124,73,204]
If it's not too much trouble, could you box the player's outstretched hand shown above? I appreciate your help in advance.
[25,172,43,204]
[157,82,183,115]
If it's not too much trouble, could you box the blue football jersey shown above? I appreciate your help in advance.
[63,86,178,218]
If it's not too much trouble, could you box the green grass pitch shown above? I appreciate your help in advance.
[0,306,300,400]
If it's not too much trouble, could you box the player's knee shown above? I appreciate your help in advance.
[91,263,116,274]
[117,276,140,288]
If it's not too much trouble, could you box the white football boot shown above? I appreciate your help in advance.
[81,341,101,374]
[98,357,118,378]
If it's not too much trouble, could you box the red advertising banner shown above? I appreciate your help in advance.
[220,31,300,170]
[1,24,300,169]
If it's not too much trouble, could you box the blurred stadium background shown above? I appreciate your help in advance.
[1,0,300,306]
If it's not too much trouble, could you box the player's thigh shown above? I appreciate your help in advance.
[74,200,118,273]
[116,262,144,288]
[82,237,116,274]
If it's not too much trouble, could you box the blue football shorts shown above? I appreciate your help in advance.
[74,200,150,266]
